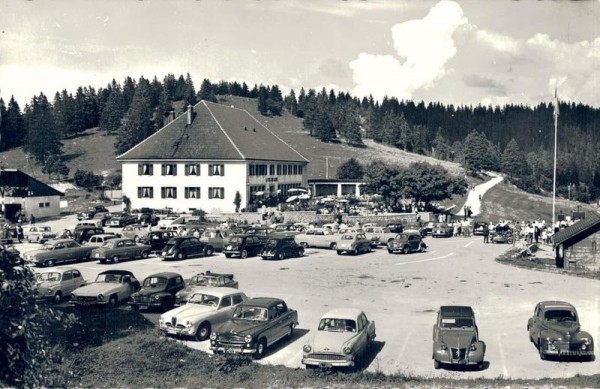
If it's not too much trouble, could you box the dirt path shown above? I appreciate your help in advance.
[456,172,504,217]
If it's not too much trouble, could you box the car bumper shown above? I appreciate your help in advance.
[302,355,354,367]
[434,349,484,365]
[222,250,241,257]
[540,342,594,357]
[160,324,196,336]
[210,345,257,354]
[130,301,162,309]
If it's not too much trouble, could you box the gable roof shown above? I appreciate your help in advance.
[117,100,308,163]
[0,169,63,197]
[552,212,600,247]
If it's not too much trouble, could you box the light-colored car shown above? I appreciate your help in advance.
[24,225,57,243]
[70,270,140,307]
[302,308,376,368]
[199,229,234,251]
[157,215,180,230]
[76,220,103,229]
[91,238,152,264]
[35,267,86,303]
[363,226,398,247]
[22,239,95,267]
[431,223,453,238]
[83,234,119,247]
[159,287,248,341]
[294,228,339,249]
[336,233,372,255]
[120,224,151,242]
[175,271,239,305]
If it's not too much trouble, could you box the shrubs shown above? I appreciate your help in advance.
[74,169,103,190]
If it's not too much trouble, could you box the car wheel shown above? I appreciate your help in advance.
[108,295,118,308]
[387,249,393,254]
[99,259,106,264]
[204,246,214,256]
[240,250,248,259]
[112,255,120,264]
[254,338,267,359]
[297,247,304,257]
[300,242,309,248]
[434,359,440,369]
[161,298,173,313]
[277,252,284,260]
[134,235,139,243]
[224,254,232,258]
[177,251,186,260]
[419,244,425,253]
[330,242,337,250]
[195,322,211,341]
[286,324,295,340]
[477,362,484,370]
[402,246,410,255]
[141,250,149,259]
[53,291,62,304]
[44,259,54,267]
[538,341,546,360]
[337,250,342,255]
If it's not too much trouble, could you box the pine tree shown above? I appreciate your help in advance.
[314,106,335,142]
[174,75,186,101]
[198,79,216,102]
[501,138,531,178]
[285,89,298,115]
[24,93,62,163]
[257,86,269,116]
[182,73,197,107]
[0,97,25,149]
[115,82,154,155]
[99,85,126,135]
[267,85,283,116]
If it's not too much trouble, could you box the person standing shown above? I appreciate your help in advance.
[17,224,24,243]
[483,223,489,243]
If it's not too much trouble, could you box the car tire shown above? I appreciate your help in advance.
[402,246,410,255]
[177,252,186,260]
[434,359,440,369]
[44,259,54,267]
[225,254,232,258]
[387,249,393,254]
[240,250,248,259]
[99,259,106,264]
[286,323,295,340]
[141,250,149,259]
[53,291,62,304]
[195,322,211,341]
[297,247,304,257]
[337,250,342,255]
[277,252,284,260]
[134,235,139,243]
[112,255,120,264]
[330,242,337,250]
[254,338,267,360]
[108,295,118,308]
[204,246,214,256]
[419,244,425,253]
[300,242,309,248]
[538,341,546,360]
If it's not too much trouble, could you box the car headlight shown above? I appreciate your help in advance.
[303,345,312,353]
[185,320,192,328]
[440,343,447,350]
[175,292,181,298]
[343,346,352,355]
[47,288,53,293]
[245,335,252,343]
[581,344,587,350]
[210,332,217,340]
[98,294,104,301]
[470,343,477,351]
[583,338,591,345]
[153,295,161,300]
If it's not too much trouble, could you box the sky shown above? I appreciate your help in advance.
[1,0,599,108]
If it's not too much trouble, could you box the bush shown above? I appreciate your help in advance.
[103,172,122,189]
[74,169,103,190]
[191,208,207,221]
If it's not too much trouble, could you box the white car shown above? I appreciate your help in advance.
[24,225,57,243]
[35,268,86,303]
[83,234,119,247]
[159,287,247,341]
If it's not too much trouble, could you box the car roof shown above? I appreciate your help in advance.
[242,297,283,308]
[439,306,474,317]
[145,272,181,279]
[99,270,135,276]
[169,236,197,241]
[107,238,133,243]
[189,287,241,297]
[539,301,576,311]
[41,267,79,273]
[48,238,77,244]
[93,234,118,238]
[194,271,234,278]
[230,233,254,238]
[321,307,364,320]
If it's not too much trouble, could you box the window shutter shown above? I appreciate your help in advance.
[161,164,166,176]
[138,165,143,175]
[149,188,154,198]
[137,187,142,198]
[220,165,225,176]
[173,188,177,198]
[149,165,153,175]
[185,165,189,176]
[173,165,177,175]
[161,187,166,198]
[185,188,189,199]
[208,164,213,176]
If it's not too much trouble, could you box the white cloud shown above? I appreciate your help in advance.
[476,30,520,54]
[349,0,467,101]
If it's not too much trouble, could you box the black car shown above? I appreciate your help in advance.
[242,226,275,242]
[73,226,105,244]
[107,212,138,227]
[160,237,214,260]
[78,205,109,221]
[223,234,265,258]
[129,272,185,312]
[260,236,304,260]
[386,223,404,233]
[142,230,178,252]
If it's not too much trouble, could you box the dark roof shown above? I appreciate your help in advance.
[308,178,363,184]
[439,306,474,318]
[99,270,135,276]
[117,100,308,163]
[0,169,63,197]
[552,212,600,247]
[539,301,575,311]
[145,272,181,279]
[242,297,283,308]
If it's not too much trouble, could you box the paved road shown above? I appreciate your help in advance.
[18,228,599,379]
[455,172,504,217]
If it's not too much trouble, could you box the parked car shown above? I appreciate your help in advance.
[181,225,207,238]
[157,215,180,230]
[129,272,185,312]
[363,226,398,247]
[336,233,372,255]
[199,229,234,251]
[107,211,138,227]
[387,233,427,254]
[120,224,151,242]
[77,205,109,221]
[161,236,214,260]
[34,268,86,303]
[175,271,239,306]
[294,228,339,249]
[272,223,305,235]
[431,223,453,238]
[210,297,299,359]
[243,226,275,242]
[302,308,376,369]
[161,287,248,341]
[22,239,95,267]
[92,238,151,264]
[385,222,404,233]
[420,221,435,236]
[71,270,140,307]
[473,221,489,236]
[490,225,514,244]
[91,212,111,227]
[72,226,105,244]
[24,225,57,243]
[76,220,103,229]
[223,234,265,258]
[84,233,119,247]
[432,306,486,370]
[141,230,178,252]
[527,301,594,361]
[260,236,304,260]
[1,246,23,267]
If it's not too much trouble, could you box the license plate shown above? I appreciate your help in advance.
[139,305,148,310]
[319,362,332,368]
[166,328,179,334]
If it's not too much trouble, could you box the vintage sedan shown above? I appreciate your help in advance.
[210,297,299,359]
[107,211,137,227]
[92,238,151,264]
[160,287,248,341]
[22,239,95,267]
[120,224,151,242]
[175,271,239,306]
[431,223,453,238]
[70,270,140,307]
[24,225,57,243]
[363,226,398,247]
[473,221,490,236]
[141,230,178,252]
[260,236,304,260]
[35,268,86,303]
[84,233,119,247]
[302,308,376,369]
[199,229,234,251]
[130,272,185,312]
[223,234,265,258]
[432,306,486,370]
[294,228,339,249]
[161,236,214,260]
[527,301,594,360]
[243,226,275,242]
[336,233,372,255]
[387,233,427,254]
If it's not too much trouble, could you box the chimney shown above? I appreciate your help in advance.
[187,105,193,126]
[170,110,175,122]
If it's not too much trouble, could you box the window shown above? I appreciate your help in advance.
[185,164,200,176]
[39,203,44,208]
[277,164,282,175]
[282,165,288,175]
[269,164,275,175]
[293,165,298,175]
[185,187,201,199]
[209,164,225,176]
[137,187,154,198]
[232,294,244,305]
[208,187,224,199]
[63,272,73,281]
[138,164,154,176]
[220,296,232,308]
[161,187,177,199]
[73,271,81,279]
[161,164,177,176]
[45,202,50,207]
[298,165,303,175]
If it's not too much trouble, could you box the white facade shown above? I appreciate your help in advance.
[1,195,61,219]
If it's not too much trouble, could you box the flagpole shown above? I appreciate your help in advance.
[552,89,558,229]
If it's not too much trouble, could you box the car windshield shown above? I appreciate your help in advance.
[143,277,167,287]
[191,275,219,286]
[101,241,115,248]
[202,231,219,238]
[545,309,577,322]
[318,318,357,332]
[232,305,268,321]
[188,293,219,306]
[38,272,61,282]
[341,235,354,240]
[41,243,56,250]
[95,273,123,283]
[441,317,474,329]
[265,239,279,247]
[229,237,243,244]
[395,234,408,240]
[39,227,51,232]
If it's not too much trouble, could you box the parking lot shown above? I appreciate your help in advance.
[15,212,600,379]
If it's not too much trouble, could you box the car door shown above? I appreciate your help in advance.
[70,270,85,291]
[179,239,191,257]
[66,241,84,261]
[252,236,264,255]
[273,301,291,340]
[52,242,68,264]
[124,239,137,258]
[212,295,235,326]
[530,304,542,341]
